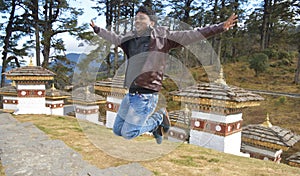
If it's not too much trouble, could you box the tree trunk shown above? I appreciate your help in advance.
[105,1,113,77]
[42,36,51,67]
[1,0,16,87]
[41,0,49,67]
[265,0,273,49]
[217,34,222,64]
[41,0,54,68]
[105,54,111,77]
[294,51,300,84]
[33,0,41,66]
[210,0,218,65]
[218,0,225,64]
[261,0,269,50]
[231,0,239,58]
[113,2,121,75]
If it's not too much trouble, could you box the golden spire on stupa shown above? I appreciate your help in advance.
[261,113,273,128]
[11,81,16,87]
[51,83,56,90]
[214,67,227,85]
[28,56,34,66]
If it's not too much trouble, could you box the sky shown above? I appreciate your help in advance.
[60,0,106,54]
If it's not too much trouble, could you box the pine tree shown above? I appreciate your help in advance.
[0,0,30,87]
[258,0,298,50]
[38,0,86,68]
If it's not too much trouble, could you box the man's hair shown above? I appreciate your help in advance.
[136,6,157,22]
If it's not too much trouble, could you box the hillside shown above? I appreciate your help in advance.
[189,56,300,162]
[8,114,300,176]
[187,56,299,126]
[223,57,300,131]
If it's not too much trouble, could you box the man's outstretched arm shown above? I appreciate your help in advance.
[167,13,238,47]
[90,20,122,46]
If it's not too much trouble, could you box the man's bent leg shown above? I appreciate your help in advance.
[112,94,130,136]
[121,111,163,139]
[120,93,160,139]
[113,114,125,136]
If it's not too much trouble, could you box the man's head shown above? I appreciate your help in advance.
[135,6,156,34]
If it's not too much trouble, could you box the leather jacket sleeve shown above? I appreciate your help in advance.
[93,26,122,46]
[167,22,225,48]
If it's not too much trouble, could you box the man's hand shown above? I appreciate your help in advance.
[223,13,238,31]
[90,20,95,28]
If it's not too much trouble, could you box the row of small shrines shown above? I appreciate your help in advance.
[0,64,299,168]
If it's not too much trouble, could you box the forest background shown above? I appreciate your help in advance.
[1,0,299,88]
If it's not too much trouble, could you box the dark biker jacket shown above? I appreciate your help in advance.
[93,23,225,92]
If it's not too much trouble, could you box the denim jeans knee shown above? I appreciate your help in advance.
[113,93,159,139]
[113,126,122,136]
[112,114,125,136]
[121,127,140,139]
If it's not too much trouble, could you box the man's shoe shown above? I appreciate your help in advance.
[159,108,170,133]
[152,126,163,144]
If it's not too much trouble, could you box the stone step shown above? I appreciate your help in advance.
[0,113,152,176]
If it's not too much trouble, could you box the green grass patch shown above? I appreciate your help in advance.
[0,164,5,176]
[56,116,65,120]
[208,158,220,163]
[171,155,199,167]
[70,127,83,132]
[198,155,208,160]
[71,146,83,152]
[152,170,161,176]
[35,124,51,133]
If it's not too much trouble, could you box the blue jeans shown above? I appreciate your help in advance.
[113,93,163,139]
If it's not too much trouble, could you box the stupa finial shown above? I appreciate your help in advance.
[261,113,273,128]
[51,83,56,90]
[214,67,227,85]
[29,56,34,66]
[11,81,16,87]
[85,86,90,94]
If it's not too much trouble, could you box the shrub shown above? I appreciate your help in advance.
[275,96,286,106]
[249,53,269,76]
[278,51,293,61]
[279,58,292,66]
[236,55,248,62]
[279,96,286,104]
[269,62,278,67]
[262,49,278,59]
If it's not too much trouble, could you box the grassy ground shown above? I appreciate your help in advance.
[0,166,4,176]
[2,114,297,176]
